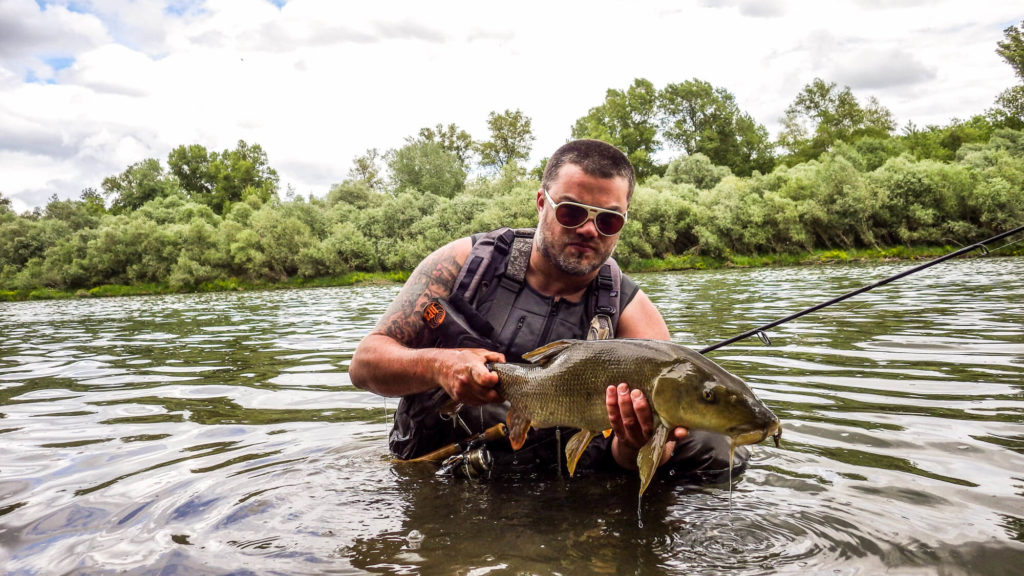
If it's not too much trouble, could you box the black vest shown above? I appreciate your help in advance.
[389,228,638,467]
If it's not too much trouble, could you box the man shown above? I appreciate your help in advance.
[351,139,738,476]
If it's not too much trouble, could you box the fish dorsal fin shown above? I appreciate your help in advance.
[564,430,598,476]
[521,339,576,365]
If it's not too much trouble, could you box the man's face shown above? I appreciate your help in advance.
[535,164,630,277]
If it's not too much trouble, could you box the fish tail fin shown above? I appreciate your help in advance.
[565,430,598,476]
[506,405,532,451]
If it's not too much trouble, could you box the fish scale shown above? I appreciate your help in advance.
[496,346,664,430]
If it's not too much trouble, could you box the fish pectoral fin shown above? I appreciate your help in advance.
[564,430,598,476]
[520,339,576,365]
[506,405,532,451]
[601,428,612,438]
[636,425,670,498]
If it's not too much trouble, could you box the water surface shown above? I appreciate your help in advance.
[1,257,1023,574]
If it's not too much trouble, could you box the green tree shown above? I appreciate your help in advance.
[42,189,107,230]
[214,140,279,208]
[167,140,279,214]
[419,124,476,168]
[664,153,732,190]
[478,109,535,171]
[326,179,380,210]
[899,117,994,161]
[992,87,1024,130]
[572,79,662,180]
[387,140,466,198]
[990,20,1024,129]
[348,148,385,192]
[102,158,178,214]
[658,79,774,176]
[997,20,1024,79]
[167,144,213,197]
[778,78,895,164]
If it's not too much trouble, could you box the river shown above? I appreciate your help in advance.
[1,257,1022,575]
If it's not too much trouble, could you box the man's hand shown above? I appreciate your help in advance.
[606,383,688,470]
[436,348,506,406]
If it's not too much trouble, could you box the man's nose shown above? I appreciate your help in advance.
[575,217,599,238]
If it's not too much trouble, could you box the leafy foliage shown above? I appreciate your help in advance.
[102,158,178,214]
[477,109,535,171]
[572,78,662,180]
[167,140,279,214]
[387,140,467,198]
[778,78,895,165]
[659,79,775,176]
[6,48,1024,295]
[419,123,476,168]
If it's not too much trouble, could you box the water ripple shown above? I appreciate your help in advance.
[1,261,1023,574]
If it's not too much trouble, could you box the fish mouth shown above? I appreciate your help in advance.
[730,421,783,447]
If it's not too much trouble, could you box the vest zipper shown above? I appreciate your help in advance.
[538,298,561,344]
[503,316,526,355]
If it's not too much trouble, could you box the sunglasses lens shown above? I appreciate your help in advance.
[555,204,589,228]
[596,212,625,235]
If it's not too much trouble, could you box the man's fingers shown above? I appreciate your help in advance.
[472,363,498,387]
[630,388,654,438]
[616,383,635,425]
[482,350,506,364]
[605,385,622,429]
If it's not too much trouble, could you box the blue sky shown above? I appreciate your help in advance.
[0,0,1020,213]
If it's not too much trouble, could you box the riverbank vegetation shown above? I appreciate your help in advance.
[2,24,1023,302]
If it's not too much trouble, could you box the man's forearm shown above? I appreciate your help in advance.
[349,333,440,397]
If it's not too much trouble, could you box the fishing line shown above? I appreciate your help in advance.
[699,224,1024,354]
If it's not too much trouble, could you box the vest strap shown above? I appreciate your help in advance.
[487,232,532,336]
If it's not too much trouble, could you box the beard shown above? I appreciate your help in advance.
[534,222,616,277]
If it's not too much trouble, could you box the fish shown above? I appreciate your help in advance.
[491,338,781,497]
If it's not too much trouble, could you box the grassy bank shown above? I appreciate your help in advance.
[0,271,410,302]
[2,243,1021,303]
[626,243,1024,273]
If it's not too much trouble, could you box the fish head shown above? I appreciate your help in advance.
[650,347,781,446]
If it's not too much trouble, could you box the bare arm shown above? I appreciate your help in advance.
[606,287,687,469]
[349,238,504,404]
[615,288,670,340]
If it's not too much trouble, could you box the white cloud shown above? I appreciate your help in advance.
[58,43,158,96]
[0,0,109,57]
[0,0,1021,210]
[700,0,788,18]
[832,48,936,90]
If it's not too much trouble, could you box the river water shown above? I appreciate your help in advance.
[1,257,1022,575]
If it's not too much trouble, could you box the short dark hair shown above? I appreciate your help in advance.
[542,139,636,201]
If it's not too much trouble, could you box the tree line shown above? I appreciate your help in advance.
[1,22,1023,296]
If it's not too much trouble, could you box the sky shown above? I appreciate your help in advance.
[0,0,1020,213]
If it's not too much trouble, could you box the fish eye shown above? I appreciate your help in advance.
[702,385,716,403]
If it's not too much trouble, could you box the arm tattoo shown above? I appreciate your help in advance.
[374,243,461,347]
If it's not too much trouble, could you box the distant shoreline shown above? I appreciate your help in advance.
[4,245,1019,303]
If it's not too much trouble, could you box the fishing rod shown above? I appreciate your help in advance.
[699,224,1024,354]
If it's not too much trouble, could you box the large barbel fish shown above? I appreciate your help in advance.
[491,338,781,496]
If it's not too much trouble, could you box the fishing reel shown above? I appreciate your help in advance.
[438,446,493,479]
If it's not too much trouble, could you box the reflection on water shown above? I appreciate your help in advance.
[1,258,1023,574]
